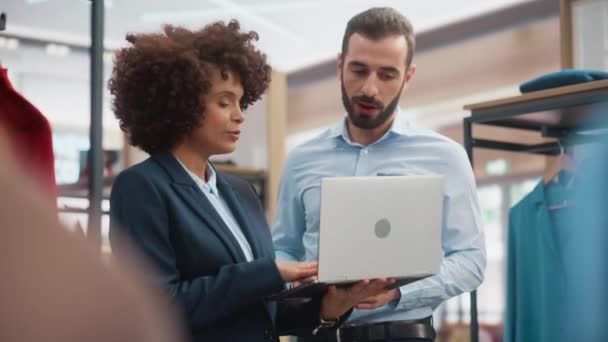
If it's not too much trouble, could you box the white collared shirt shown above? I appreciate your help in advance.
[177,159,254,262]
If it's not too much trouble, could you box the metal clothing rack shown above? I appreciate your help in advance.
[0,7,105,242]
[462,79,608,342]
[87,0,105,251]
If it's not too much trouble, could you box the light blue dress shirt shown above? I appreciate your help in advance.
[271,115,486,324]
[177,159,254,262]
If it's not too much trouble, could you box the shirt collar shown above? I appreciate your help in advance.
[205,164,218,193]
[174,157,218,195]
[327,108,410,145]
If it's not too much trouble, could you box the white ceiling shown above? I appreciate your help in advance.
[3,0,533,72]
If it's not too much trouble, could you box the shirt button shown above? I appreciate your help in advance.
[362,148,368,154]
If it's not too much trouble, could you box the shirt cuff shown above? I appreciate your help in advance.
[396,282,431,311]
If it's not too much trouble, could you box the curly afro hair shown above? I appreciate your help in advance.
[109,20,271,154]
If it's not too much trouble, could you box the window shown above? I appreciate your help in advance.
[439,177,539,332]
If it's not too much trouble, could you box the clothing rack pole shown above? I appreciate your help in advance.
[0,13,6,31]
[463,117,480,342]
[87,0,104,251]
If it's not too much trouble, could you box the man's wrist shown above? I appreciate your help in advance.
[320,312,340,323]
[392,288,402,302]
[312,312,340,335]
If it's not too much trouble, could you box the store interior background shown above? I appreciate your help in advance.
[1,0,606,341]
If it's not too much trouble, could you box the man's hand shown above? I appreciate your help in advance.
[320,279,395,320]
[355,288,401,310]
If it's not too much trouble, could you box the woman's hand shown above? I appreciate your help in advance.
[320,278,395,320]
[275,261,318,282]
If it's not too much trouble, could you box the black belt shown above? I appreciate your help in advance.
[301,317,435,342]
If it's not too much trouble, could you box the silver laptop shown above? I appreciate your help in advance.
[267,175,444,300]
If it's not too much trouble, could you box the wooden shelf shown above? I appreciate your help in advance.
[464,79,608,134]
[214,164,266,177]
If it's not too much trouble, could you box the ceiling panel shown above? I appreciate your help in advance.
[3,0,535,72]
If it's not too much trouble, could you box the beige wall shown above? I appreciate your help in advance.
[266,71,288,222]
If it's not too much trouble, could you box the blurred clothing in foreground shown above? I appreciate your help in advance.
[0,127,185,342]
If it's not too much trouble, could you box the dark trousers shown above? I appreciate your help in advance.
[298,317,435,342]
[299,337,434,342]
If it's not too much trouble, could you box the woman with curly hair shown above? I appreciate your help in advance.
[108,20,392,342]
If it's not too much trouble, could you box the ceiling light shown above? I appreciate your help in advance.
[45,43,71,57]
[485,158,510,176]
[28,0,113,8]
[6,38,19,50]
[0,37,18,50]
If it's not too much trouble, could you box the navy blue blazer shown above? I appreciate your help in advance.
[109,151,322,342]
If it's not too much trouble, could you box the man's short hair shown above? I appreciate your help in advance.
[341,7,415,68]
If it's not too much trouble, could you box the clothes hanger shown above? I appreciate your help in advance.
[544,140,575,210]
[543,140,575,186]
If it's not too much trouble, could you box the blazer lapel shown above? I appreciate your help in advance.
[216,173,265,259]
[530,182,563,266]
[152,151,246,263]
[216,174,276,320]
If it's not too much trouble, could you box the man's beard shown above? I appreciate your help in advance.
[341,76,404,130]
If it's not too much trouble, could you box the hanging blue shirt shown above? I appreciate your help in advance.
[505,180,572,342]
[271,115,486,324]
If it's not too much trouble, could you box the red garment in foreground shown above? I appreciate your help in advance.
[0,68,56,199]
